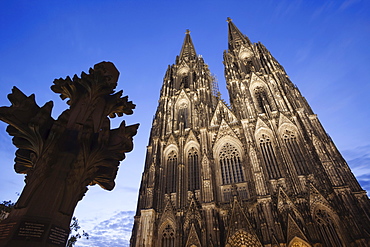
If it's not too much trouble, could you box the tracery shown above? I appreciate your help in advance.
[283,129,307,175]
[188,147,200,191]
[254,87,270,113]
[259,134,281,179]
[219,143,245,184]
[314,208,343,247]
[166,151,177,193]
[161,224,175,247]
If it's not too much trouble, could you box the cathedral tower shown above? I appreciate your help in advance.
[130,20,370,247]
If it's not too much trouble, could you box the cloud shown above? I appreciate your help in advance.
[356,174,370,194]
[272,0,303,19]
[343,145,370,194]
[310,2,333,21]
[339,0,361,11]
[76,211,135,247]
[341,145,370,161]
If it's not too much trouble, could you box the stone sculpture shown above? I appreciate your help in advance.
[0,61,139,246]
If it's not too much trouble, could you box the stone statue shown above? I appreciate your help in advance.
[0,62,139,246]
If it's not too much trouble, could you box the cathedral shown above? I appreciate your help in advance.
[130,18,370,247]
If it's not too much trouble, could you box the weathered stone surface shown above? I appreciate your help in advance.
[0,61,138,247]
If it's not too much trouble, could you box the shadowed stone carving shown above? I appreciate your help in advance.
[0,61,139,247]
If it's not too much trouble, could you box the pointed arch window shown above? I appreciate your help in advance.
[282,130,308,175]
[178,102,189,129]
[314,208,343,247]
[254,87,270,113]
[180,74,189,88]
[161,224,175,247]
[219,143,245,184]
[188,148,200,191]
[259,134,281,179]
[166,151,177,193]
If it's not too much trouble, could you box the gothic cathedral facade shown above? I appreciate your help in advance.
[130,19,370,247]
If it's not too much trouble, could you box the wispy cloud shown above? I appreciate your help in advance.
[272,0,304,19]
[339,0,362,11]
[343,144,370,193]
[356,174,370,194]
[310,1,333,21]
[76,211,135,247]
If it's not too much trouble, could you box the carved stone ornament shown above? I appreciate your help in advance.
[0,61,139,246]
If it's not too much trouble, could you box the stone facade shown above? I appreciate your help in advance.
[130,20,370,247]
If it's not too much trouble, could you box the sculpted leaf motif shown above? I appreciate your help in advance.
[51,62,136,126]
[0,61,138,222]
[0,87,54,174]
[52,62,119,106]
[88,121,139,190]
[106,92,136,118]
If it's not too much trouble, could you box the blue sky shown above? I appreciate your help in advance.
[0,1,369,246]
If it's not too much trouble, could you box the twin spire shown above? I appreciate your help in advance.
[179,29,197,61]
[227,17,252,49]
[179,18,251,60]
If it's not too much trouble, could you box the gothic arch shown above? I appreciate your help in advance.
[213,136,246,186]
[238,45,253,60]
[163,146,178,194]
[249,75,269,92]
[225,229,263,247]
[255,127,282,179]
[163,144,179,158]
[185,146,200,191]
[249,77,275,113]
[177,63,190,89]
[213,136,244,156]
[177,64,190,76]
[158,220,176,247]
[287,236,311,247]
[184,140,200,154]
[278,122,299,136]
[278,123,308,175]
[175,95,191,129]
[311,203,346,246]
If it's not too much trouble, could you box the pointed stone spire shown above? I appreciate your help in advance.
[179,29,197,61]
[227,17,252,51]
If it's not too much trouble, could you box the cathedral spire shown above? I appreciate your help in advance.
[131,20,370,247]
[179,29,197,61]
[227,17,252,51]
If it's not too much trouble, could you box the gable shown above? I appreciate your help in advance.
[210,101,238,127]
[218,118,237,137]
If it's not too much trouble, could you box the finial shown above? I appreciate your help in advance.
[186,29,190,35]
[227,17,232,23]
